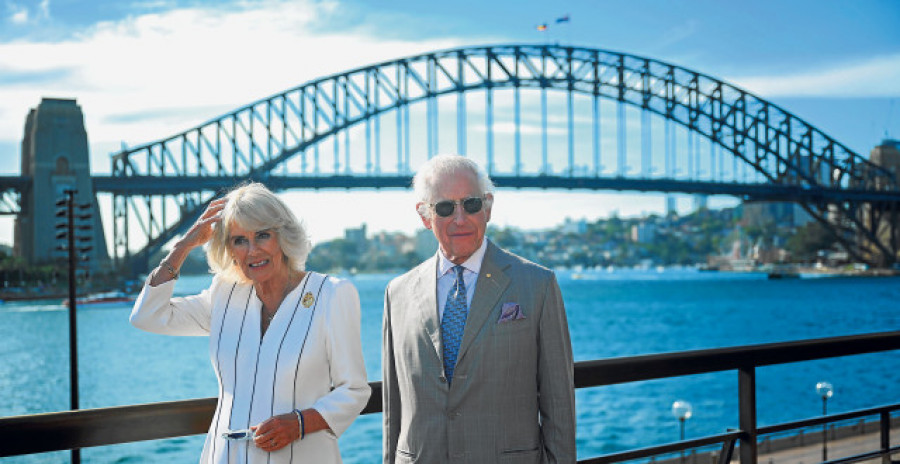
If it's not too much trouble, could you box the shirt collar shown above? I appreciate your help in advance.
[437,238,488,278]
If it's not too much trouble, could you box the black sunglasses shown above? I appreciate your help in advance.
[431,196,485,218]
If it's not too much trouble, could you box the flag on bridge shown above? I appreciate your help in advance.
[537,23,548,31]
[556,14,570,23]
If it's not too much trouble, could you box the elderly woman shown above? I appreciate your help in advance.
[130,183,370,463]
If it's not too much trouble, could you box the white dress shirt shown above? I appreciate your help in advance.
[436,239,488,322]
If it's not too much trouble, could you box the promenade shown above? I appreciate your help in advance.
[653,419,898,464]
[753,428,898,464]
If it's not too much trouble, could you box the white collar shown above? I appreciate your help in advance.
[437,239,488,277]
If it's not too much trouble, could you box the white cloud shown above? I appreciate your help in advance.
[5,0,49,25]
[9,3,28,24]
[0,0,467,148]
[730,54,900,98]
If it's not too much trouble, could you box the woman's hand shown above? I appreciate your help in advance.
[178,197,227,250]
[251,412,301,452]
[148,198,226,287]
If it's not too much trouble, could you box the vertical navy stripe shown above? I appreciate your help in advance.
[287,273,329,464]
[210,283,237,463]
[268,272,311,464]
[271,273,312,415]
[232,287,253,464]
[237,286,262,462]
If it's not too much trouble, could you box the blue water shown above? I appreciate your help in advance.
[1,269,898,463]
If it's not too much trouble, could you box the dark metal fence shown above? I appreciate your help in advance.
[2,331,899,463]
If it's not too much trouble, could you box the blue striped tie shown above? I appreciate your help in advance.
[441,265,468,385]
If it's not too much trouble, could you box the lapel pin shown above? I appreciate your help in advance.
[486,273,492,278]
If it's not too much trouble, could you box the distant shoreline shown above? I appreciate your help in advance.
[715,265,900,279]
[2,265,898,303]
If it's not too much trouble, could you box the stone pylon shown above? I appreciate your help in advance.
[14,98,109,270]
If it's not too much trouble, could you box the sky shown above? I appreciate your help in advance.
[1,0,899,249]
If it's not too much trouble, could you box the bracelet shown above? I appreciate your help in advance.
[160,260,179,280]
[293,409,305,439]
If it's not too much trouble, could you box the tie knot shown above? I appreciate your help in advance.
[453,265,465,279]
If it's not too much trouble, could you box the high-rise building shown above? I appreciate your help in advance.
[692,194,708,212]
[666,195,677,216]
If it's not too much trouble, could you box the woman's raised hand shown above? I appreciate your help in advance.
[179,197,227,250]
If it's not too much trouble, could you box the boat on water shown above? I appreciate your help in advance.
[63,291,135,307]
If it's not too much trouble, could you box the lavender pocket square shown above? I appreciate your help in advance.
[498,302,525,323]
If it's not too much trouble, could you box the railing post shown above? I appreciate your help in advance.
[739,366,757,464]
[880,411,890,464]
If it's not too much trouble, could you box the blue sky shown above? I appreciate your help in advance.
[1,0,898,246]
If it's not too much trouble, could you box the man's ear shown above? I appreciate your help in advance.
[483,193,493,223]
[416,203,433,230]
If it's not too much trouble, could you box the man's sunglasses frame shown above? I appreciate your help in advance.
[430,196,485,218]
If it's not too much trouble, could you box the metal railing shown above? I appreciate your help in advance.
[2,331,899,463]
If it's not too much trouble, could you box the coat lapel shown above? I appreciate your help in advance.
[456,241,510,365]
[414,256,442,362]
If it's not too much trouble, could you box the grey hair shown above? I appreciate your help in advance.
[206,182,312,283]
[413,154,495,219]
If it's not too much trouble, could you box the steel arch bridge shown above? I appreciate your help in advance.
[106,43,900,272]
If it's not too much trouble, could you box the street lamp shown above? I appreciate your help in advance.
[672,400,693,441]
[672,400,693,464]
[816,381,834,461]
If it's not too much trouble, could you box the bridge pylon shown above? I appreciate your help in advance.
[858,141,900,266]
[15,98,110,272]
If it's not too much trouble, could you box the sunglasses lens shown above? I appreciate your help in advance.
[432,197,484,217]
[434,201,455,217]
[463,197,483,214]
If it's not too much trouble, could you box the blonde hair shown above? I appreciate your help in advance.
[206,183,311,283]
[413,154,495,218]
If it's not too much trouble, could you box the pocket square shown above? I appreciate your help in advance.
[498,302,525,323]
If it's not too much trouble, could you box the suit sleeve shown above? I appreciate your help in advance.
[382,281,401,464]
[312,279,371,438]
[538,272,577,463]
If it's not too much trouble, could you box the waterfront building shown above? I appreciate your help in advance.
[344,223,368,253]
[631,221,657,244]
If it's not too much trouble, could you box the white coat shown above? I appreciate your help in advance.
[131,271,370,464]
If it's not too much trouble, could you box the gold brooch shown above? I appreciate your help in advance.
[301,292,315,308]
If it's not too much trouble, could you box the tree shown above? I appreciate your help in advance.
[785,221,836,262]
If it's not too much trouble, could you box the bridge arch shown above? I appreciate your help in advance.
[107,44,899,271]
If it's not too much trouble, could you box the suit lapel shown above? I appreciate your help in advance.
[456,241,510,365]
[414,256,442,362]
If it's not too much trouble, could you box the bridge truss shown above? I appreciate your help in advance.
[0,179,23,216]
[107,44,900,272]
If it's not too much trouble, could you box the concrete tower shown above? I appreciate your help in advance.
[14,98,109,270]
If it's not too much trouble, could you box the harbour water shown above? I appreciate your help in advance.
[1,269,898,463]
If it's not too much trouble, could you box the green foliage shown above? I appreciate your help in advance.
[785,221,836,261]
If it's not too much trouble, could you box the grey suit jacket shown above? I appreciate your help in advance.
[383,241,576,463]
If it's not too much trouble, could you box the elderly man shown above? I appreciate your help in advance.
[383,154,576,463]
